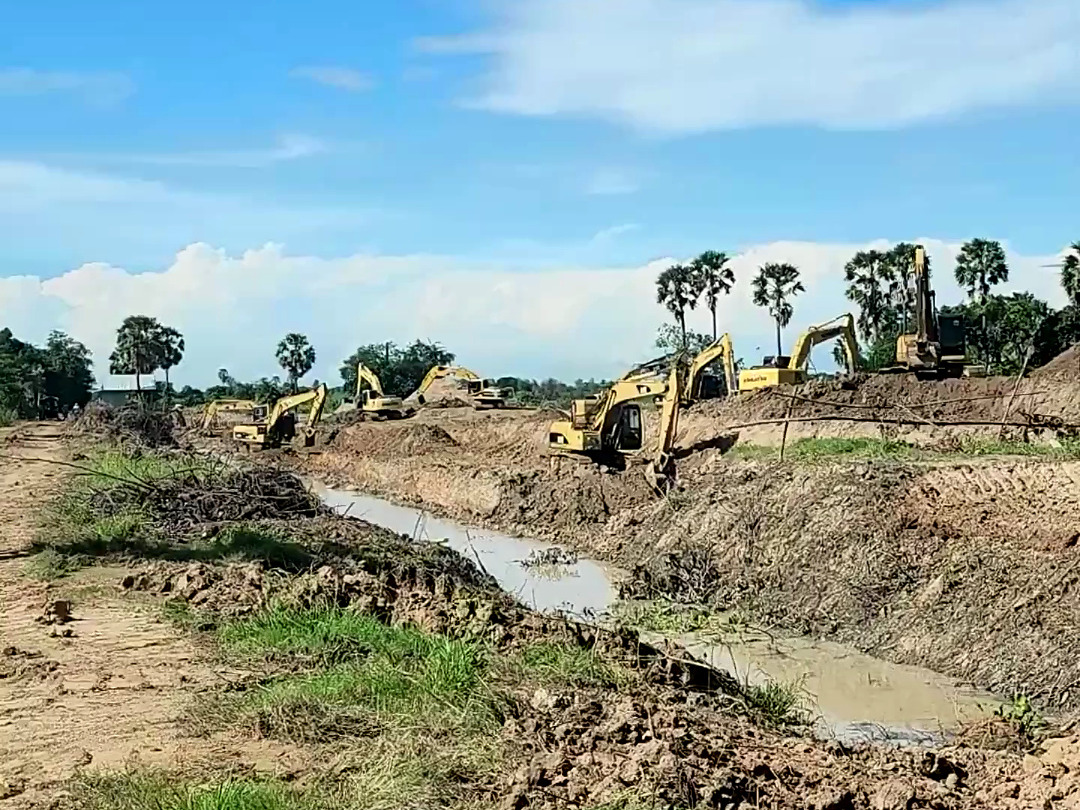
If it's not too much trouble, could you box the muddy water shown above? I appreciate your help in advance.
[316,484,999,746]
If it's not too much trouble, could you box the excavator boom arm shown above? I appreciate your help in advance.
[356,364,385,399]
[687,333,736,398]
[787,314,859,374]
[416,365,481,397]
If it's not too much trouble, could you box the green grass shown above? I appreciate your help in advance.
[86,449,221,488]
[24,548,87,580]
[611,600,741,638]
[203,606,500,741]
[511,641,635,689]
[73,773,314,810]
[727,435,1080,463]
[743,679,806,727]
[0,407,15,428]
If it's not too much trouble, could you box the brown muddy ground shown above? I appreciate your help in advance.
[0,424,306,808]
[287,373,1080,716]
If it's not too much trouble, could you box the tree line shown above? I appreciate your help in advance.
[655,240,1080,376]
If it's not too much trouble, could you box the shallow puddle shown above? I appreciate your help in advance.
[316,483,999,746]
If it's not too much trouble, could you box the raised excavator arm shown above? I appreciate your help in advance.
[356,363,386,399]
[416,365,481,404]
[787,313,859,375]
[738,313,858,390]
[201,398,256,431]
[233,384,327,448]
[685,333,736,403]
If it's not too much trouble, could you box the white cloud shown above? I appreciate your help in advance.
[0,238,1066,388]
[419,0,1080,132]
[99,134,328,168]
[590,223,640,243]
[290,65,375,92]
[0,68,134,106]
[584,168,639,195]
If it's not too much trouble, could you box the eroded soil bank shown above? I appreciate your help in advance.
[287,374,1080,715]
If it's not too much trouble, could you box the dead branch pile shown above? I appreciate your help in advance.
[89,458,324,532]
[72,401,180,448]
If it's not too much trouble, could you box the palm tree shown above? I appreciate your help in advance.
[955,238,1009,372]
[692,251,735,339]
[751,263,804,356]
[954,238,1009,301]
[109,315,163,394]
[885,243,928,331]
[655,263,704,350]
[844,250,893,341]
[154,325,185,390]
[1062,241,1080,307]
[275,333,316,392]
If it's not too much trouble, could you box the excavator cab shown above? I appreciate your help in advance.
[608,404,643,452]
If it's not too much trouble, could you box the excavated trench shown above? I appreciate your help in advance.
[314,482,1000,747]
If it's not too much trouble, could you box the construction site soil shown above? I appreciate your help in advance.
[286,371,1080,719]
[14,423,1080,808]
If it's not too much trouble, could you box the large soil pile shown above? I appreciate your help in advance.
[1032,342,1080,381]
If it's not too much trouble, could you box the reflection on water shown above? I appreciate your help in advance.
[316,483,998,746]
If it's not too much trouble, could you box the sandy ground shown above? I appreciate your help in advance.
[0,424,303,808]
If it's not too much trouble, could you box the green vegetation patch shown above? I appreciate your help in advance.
[73,773,314,810]
[727,435,1080,463]
[742,679,806,728]
[611,599,743,638]
[509,641,635,689]
[203,605,501,741]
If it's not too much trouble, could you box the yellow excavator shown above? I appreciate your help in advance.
[738,314,859,391]
[684,333,737,404]
[548,364,683,493]
[232,384,328,449]
[353,363,413,419]
[892,246,971,378]
[201,399,257,433]
[415,365,513,409]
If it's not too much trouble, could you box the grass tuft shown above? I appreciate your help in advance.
[24,548,86,580]
[611,599,740,638]
[512,641,635,689]
[743,679,806,727]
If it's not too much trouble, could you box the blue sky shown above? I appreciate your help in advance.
[1,0,1078,384]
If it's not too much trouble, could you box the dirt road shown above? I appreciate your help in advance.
[0,424,300,807]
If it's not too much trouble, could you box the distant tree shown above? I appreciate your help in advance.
[42,331,94,412]
[1061,241,1080,308]
[954,238,1009,301]
[751,263,804,356]
[691,251,735,339]
[155,325,185,390]
[654,323,713,357]
[275,333,316,392]
[954,239,1009,372]
[109,315,164,393]
[217,368,231,386]
[843,250,894,341]
[339,340,454,398]
[656,263,704,350]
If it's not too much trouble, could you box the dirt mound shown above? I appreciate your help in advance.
[1032,342,1080,381]
[326,422,459,460]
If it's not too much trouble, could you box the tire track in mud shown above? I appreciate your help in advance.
[0,424,303,808]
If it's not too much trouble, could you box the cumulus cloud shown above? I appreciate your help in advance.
[290,65,375,92]
[419,0,1080,132]
[0,68,134,106]
[0,239,1066,388]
